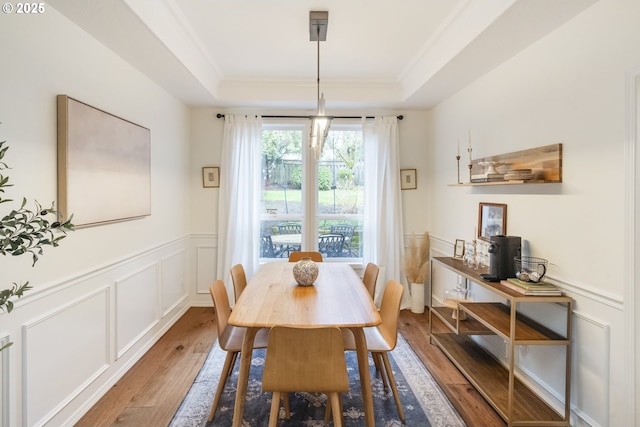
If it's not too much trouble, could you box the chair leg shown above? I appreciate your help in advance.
[380,352,405,421]
[208,350,237,422]
[372,353,388,389]
[269,391,281,427]
[228,352,238,378]
[282,393,291,419]
[324,394,332,424]
[330,392,343,427]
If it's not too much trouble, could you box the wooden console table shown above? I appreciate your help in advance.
[429,256,572,427]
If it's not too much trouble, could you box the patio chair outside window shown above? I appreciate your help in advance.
[278,223,301,235]
[261,235,284,258]
[330,224,355,255]
[318,234,346,258]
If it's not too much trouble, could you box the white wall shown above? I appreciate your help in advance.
[0,8,192,427]
[428,1,639,426]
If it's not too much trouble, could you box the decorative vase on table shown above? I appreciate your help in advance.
[293,257,319,286]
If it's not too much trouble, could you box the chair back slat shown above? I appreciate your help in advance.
[209,280,232,337]
[230,264,247,302]
[262,326,349,393]
[288,251,323,262]
[378,280,404,349]
[362,263,380,299]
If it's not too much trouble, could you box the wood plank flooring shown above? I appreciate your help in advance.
[76,307,505,427]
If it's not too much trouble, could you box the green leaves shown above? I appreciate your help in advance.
[0,139,74,345]
[0,199,74,266]
[0,282,32,313]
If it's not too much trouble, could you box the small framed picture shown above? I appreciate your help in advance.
[202,166,220,188]
[400,169,417,190]
[478,202,507,241]
[453,239,465,259]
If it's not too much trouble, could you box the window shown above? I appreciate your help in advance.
[259,122,364,261]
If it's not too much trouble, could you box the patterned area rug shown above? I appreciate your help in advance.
[170,333,465,426]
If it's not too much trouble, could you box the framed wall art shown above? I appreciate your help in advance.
[478,202,507,241]
[57,95,151,228]
[202,166,220,188]
[400,169,417,190]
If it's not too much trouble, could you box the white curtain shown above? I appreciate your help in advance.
[216,115,263,304]
[362,117,409,308]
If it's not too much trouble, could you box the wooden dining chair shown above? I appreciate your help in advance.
[362,262,380,300]
[208,280,269,422]
[230,263,247,303]
[343,279,405,421]
[262,326,349,427]
[288,251,323,262]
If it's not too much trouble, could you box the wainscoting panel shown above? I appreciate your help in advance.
[161,249,188,316]
[570,311,610,427]
[22,288,109,427]
[115,263,160,359]
[196,245,217,295]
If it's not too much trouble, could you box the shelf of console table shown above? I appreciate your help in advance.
[430,331,567,425]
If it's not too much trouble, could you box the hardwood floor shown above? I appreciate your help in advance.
[76,307,505,427]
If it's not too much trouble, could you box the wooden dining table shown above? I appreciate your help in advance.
[228,261,382,427]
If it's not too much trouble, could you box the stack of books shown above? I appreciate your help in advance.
[504,169,534,181]
[500,278,563,296]
[471,173,505,183]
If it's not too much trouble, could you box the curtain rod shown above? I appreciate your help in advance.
[215,113,403,120]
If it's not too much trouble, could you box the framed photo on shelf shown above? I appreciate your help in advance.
[453,239,465,258]
[478,202,507,241]
[202,166,220,188]
[400,169,417,190]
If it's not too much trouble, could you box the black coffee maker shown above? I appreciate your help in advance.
[481,235,521,282]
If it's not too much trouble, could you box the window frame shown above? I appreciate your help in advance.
[259,119,364,263]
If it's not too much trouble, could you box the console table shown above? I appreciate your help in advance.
[429,256,572,427]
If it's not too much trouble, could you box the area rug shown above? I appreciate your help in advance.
[170,333,465,426]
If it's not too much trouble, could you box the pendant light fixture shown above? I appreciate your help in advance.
[309,11,332,160]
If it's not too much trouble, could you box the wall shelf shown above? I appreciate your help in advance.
[429,256,572,427]
[454,143,562,186]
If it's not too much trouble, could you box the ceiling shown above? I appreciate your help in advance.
[48,0,597,110]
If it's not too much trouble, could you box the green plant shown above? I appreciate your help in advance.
[0,139,74,350]
[318,166,332,191]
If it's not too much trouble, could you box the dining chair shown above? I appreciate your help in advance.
[362,262,380,300]
[208,280,269,422]
[230,263,247,303]
[342,279,405,421]
[278,222,301,234]
[261,234,283,258]
[318,233,346,258]
[262,326,349,427]
[330,224,355,255]
[288,251,323,262]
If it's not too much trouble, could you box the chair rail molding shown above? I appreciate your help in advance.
[624,65,640,427]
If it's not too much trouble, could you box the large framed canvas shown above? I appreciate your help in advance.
[57,95,151,227]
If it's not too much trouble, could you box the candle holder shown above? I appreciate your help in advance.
[456,155,461,184]
[467,147,473,183]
